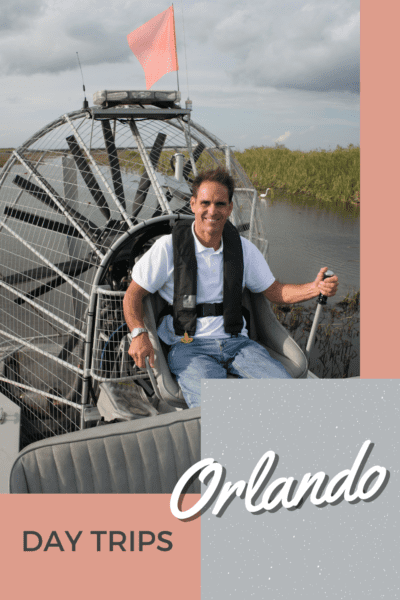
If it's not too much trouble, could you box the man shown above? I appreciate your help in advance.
[123,168,339,407]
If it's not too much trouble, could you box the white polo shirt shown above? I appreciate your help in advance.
[131,224,275,345]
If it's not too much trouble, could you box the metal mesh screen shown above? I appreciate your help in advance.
[0,103,263,443]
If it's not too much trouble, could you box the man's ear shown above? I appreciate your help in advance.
[190,196,196,213]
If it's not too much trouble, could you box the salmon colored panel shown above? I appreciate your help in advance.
[361,2,400,377]
[0,495,200,600]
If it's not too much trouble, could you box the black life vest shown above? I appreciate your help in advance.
[172,219,244,336]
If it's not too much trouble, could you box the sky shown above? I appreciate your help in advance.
[0,0,359,151]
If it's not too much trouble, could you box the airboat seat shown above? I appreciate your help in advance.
[143,293,187,407]
[142,289,308,406]
[9,408,200,494]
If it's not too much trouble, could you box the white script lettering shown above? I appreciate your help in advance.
[170,441,388,520]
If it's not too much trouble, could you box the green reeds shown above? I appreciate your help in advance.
[272,290,360,378]
[235,144,360,205]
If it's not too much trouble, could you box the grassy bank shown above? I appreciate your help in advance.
[272,291,360,378]
[1,143,361,207]
[0,150,14,168]
[235,144,360,205]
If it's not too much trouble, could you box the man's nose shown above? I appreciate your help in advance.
[208,203,218,214]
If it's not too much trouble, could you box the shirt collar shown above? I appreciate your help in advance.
[191,222,224,254]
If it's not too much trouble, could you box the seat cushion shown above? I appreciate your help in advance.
[10,408,200,494]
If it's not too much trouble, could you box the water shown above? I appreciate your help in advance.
[258,195,360,377]
[260,197,359,301]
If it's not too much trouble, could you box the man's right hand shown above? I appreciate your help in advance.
[128,333,155,369]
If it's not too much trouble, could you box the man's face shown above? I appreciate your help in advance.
[190,181,233,241]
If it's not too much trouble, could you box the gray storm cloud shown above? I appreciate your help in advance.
[0,0,359,95]
[0,0,45,33]
[208,1,360,94]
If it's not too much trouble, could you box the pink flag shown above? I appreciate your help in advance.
[127,6,179,90]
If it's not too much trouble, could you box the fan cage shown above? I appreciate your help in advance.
[0,105,266,445]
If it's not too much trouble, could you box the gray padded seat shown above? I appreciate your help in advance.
[242,288,308,378]
[143,288,308,405]
[10,408,200,494]
[143,293,186,406]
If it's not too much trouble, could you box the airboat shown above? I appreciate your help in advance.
[0,90,315,493]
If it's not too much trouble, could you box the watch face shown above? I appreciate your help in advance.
[131,328,147,338]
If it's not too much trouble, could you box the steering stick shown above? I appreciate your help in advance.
[305,269,335,360]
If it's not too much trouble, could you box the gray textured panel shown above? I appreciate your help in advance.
[10,408,200,494]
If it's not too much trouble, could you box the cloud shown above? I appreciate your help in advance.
[275,131,291,144]
[0,0,45,34]
[0,1,169,76]
[0,0,359,97]
[192,0,360,95]
[0,0,359,151]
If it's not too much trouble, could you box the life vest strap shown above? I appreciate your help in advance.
[160,302,224,319]
[159,302,250,329]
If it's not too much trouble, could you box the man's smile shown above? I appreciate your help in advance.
[190,181,233,248]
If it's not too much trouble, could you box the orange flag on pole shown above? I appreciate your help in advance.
[127,6,179,90]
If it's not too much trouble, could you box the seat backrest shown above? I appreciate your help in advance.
[10,408,200,493]
[143,289,308,403]
[242,289,308,378]
[143,293,188,406]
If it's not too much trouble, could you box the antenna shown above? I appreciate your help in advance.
[180,0,191,108]
[76,52,89,109]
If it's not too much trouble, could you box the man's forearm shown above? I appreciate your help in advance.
[123,280,155,368]
[123,280,149,331]
[264,280,318,305]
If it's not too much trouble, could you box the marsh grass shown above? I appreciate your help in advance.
[91,146,218,177]
[1,142,360,209]
[0,150,13,168]
[272,290,360,378]
[235,144,360,205]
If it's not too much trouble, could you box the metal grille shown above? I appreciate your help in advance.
[91,288,147,383]
[0,102,264,443]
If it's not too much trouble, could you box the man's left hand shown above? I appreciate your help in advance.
[314,267,339,297]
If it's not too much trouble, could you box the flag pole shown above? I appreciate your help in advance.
[172,4,180,92]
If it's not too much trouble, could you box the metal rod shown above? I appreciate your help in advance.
[0,377,83,410]
[13,275,68,305]
[180,118,199,178]
[89,115,95,152]
[13,151,104,258]
[2,258,90,285]
[225,145,232,173]
[132,132,167,217]
[0,153,17,190]
[12,174,63,213]
[305,304,322,359]
[80,283,99,425]
[248,189,257,243]
[305,269,335,360]
[0,279,85,338]
[0,152,46,238]
[64,114,134,228]
[129,121,172,215]
[0,219,90,300]
[0,329,84,375]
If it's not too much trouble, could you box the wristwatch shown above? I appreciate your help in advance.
[130,327,148,339]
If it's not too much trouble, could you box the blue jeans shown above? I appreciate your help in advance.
[168,335,292,408]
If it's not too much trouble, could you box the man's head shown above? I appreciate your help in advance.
[191,168,235,203]
[190,168,235,248]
